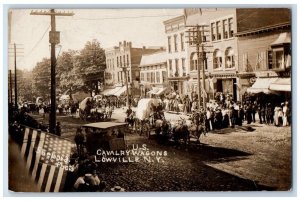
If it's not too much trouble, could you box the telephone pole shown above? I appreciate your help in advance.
[31,9,74,134]
[9,70,13,105]
[14,43,17,108]
[186,24,211,112]
[8,43,24,110]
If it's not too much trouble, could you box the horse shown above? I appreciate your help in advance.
[171,118,190,147]
[125,112,136,129]
[154,118,172,144]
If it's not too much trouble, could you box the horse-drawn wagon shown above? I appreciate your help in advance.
[78,122,127,155]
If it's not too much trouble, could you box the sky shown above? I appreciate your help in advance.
[8,9,183,71]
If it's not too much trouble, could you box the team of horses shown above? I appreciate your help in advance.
[125,112,206,146]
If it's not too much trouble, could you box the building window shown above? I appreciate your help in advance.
[168,59,173,76]
[273,48,285,69]
[140,72,144,81]
[225,47,235,69]
[123,55,126,67]
[211,22,216,41]
[182,58,186,76]
[223,19,228,39]
[213,49,223,70]
[180,33,185,51]
[190,53,198,71]
[117,57,119,67]
[229,18,234,38]
[156,72,160,83]
[151,72,155,83]
[175,59,179,76]
[168,36,171,53]
[127,54,129,66]
[120,56,122,67]
[174,35,178,52]
[216,21,222,40]
[147,72,151,82]
[162,71,167,82]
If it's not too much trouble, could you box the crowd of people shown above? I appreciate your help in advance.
[153,91,292,131]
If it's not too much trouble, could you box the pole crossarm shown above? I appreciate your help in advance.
[30,10,74,16]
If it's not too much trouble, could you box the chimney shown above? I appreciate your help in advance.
[119,42,122,47]
[123,40,126,46]
[143,46,146,50]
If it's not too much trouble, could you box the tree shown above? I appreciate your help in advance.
[74,39,106,95]
[32,58,51,100]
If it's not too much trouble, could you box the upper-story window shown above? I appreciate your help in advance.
[180,33,185,51]
[168,36,172,53]
[182,58,186,76]
[223,19,228,39]
[162,71,167,82]
[175,59,179,76]
[211,22,216,41]
[190,53,198,71]
[272,47,285,70]
[225,47,235,69]
[216,21,222,40]
[213,49,223,70]
[117,57,119,67]
[174,34,178,52]
[229,18,234,38]
[127,54,129,66]
[156,72,160,83]
[168,59,173,76]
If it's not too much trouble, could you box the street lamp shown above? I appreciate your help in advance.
[121,66,130,108]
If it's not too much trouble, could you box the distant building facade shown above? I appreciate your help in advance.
[236,8,291,103]
[104,41,163,96]
[183,8,291,102]
[139,51,168,98]
[184,8,239,101]
[163,15,189,96]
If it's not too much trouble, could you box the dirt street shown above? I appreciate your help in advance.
[30,111,292,191]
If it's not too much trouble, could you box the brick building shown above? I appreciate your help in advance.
[235,8,291,103]
[183,8,291,102]
[163,15,189,96]
[104,41,163,96]
[184,8,239,101]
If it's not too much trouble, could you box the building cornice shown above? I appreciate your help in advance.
[235,22,290,37]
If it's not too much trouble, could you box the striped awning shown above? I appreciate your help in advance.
[247,77,278,94]
[269,78,291,92]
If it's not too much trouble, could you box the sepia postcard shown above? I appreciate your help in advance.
[7,7,292,193]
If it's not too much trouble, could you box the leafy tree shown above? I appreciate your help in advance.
[32,58,51,100]
[74,39,106,95]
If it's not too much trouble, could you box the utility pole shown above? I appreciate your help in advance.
[122,66,130,108]
[186,24,211,112]
[31,9,74,134]
[8,43,24,110]
[14,43,17,108]
[9,70,13,105]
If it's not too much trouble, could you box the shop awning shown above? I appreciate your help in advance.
[147,87,169,96]
[271,32,291,46]
[113,86,127,97]
[247,77,278,94]
[147,87,160,95]
[105,86,123,96]
[269,78,291,92]
[101,88,114,96]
